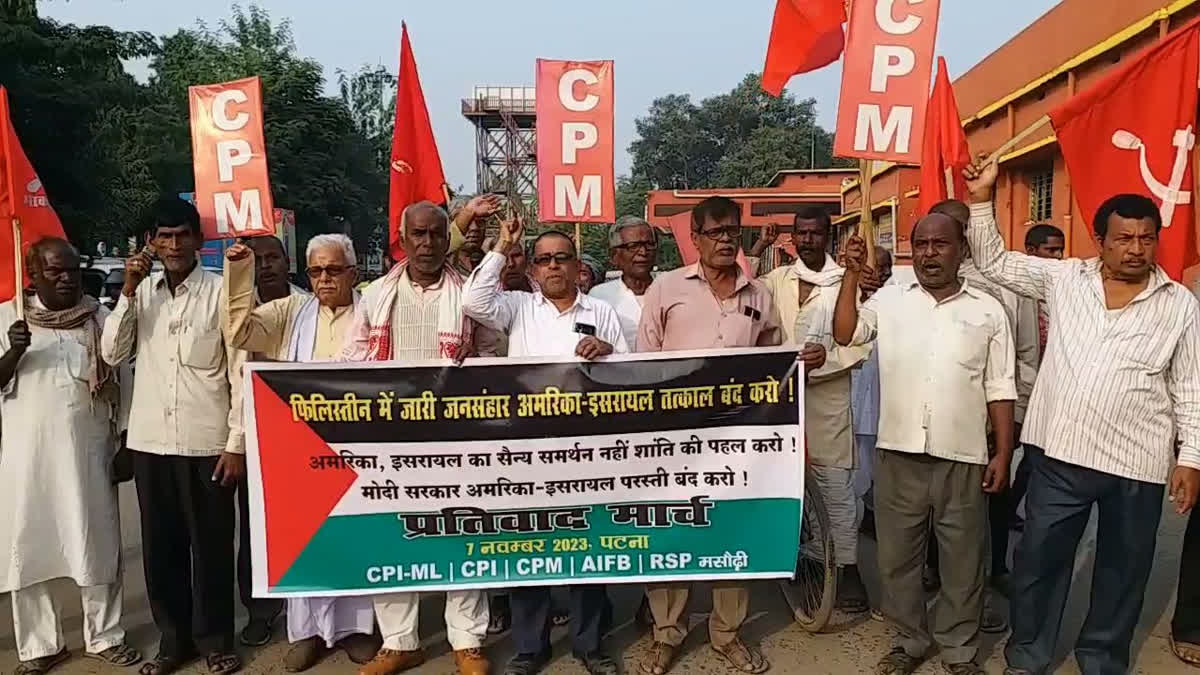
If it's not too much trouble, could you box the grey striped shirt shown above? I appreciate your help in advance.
[967,202,1200,484]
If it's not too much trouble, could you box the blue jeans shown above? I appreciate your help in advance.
[1006,449,1163,675]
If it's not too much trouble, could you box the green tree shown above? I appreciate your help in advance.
[0,7,156,246]
[629,73,845,191]
[143,5,387,252]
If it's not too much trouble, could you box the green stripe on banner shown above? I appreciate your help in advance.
[276,497,801,593]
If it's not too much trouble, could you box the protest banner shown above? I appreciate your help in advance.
[536,59,615,225]
[245,347,804,597]
[833,0,941,163]
[189,76,275,240]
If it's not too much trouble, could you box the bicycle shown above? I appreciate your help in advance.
[778,464,837,632]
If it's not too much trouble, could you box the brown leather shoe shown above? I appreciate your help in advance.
[357,649,425,675]
[454,648,490,675]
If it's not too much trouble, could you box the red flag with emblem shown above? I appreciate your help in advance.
[761,0,847,97]
[0,86,67,302]
[389,23,447,262]
[918,57,970,216]
[1048,18,1200,280]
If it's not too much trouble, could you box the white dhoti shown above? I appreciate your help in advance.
[373,590,488,651]
[287,596,376,647]
[11,580,125,660]
[808,465,861,567]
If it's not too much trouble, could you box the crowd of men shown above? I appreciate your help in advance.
[2,153,1200,675]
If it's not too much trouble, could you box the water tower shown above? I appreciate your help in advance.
[461,85,537,214]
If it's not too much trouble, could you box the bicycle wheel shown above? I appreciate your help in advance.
[780,466,837,632]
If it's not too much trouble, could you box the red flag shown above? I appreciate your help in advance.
[918,57,970,216]
[761,0,847,97]
[1049,18,1200,280]
[389,23,447,261]
[0,86,66,302]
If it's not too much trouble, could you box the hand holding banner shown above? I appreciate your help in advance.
[536,60,615,224]
[189,76,276,240]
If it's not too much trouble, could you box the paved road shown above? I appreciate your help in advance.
[0,479,1195,674]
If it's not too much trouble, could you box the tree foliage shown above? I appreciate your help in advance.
[0,4,387,253]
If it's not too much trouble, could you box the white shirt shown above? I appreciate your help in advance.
[102,263,244,456]
[960,259,1041,423]
[967,201,1200,483]
[0,299,122,592]
[589,277,645,349]
[465,251,629,357]
[849,279,1016,465]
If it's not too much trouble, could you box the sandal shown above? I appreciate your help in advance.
[711,638,768,673]
[85,642,143,667]
[1172,634,1200,667]
[15,649,70,675]
[551,607,570,627]
[639,641,678,675]
[138,653,195,675]
[206,651,242,675]
[875,647,921,675]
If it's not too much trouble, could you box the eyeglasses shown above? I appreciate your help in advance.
[306,265,350,279]
[614,241,657,253]
[532,253,576,267]
[697,226,743,241]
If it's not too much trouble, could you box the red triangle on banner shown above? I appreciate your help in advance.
[253,375,360,586]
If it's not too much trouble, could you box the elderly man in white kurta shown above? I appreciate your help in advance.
[342,202,489,675]
[761,208,872,613]
[0,238,140,674]
[224,233,379,672]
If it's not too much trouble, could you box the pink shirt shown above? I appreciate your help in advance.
[636,263,782,352]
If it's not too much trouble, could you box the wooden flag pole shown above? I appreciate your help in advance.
[983,114,1052,167]
[574,221,582,254]
[11,216,22,321]
[858,159,877,269]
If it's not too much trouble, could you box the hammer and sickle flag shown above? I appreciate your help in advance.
[389,22,448,262]
[1049,17,1200,280]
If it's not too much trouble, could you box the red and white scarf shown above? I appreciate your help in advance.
[342,262,473,362]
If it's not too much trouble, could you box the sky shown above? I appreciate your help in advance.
[40,0,1061,190]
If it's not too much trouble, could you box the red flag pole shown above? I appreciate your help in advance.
[0,90,22,319]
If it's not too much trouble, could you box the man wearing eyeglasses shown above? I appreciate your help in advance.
[463,214,626,675]
[589,215,657,350]
[223,233,377,671]
[635,196,788,675]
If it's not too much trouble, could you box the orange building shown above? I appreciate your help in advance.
[844,0,1200,262]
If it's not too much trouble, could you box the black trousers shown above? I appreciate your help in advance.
[237,479,284,622]
[1006,449,1162,675]
[1173,507,1200,643]
[510,585,609,657]
[133,451,237,657]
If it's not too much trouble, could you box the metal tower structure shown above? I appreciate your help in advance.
[461,86,537,216]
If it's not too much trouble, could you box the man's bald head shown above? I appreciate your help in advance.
[929,199,971,227]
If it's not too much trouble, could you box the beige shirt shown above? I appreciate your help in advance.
[762,264,871,468]
[224,256,350,362]
[101,264,245,456]
[637,263,781,352]
[849,279,1016,465]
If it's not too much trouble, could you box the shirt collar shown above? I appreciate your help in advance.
[683,262,750,293]
[1082,258,1175,304]
[153,261,205,292]
[902,276,982,304]
[534,289,585,315]
[785,254,839,279]
[401,268,445,291]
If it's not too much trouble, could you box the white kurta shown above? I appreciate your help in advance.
[0,299,121,593]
